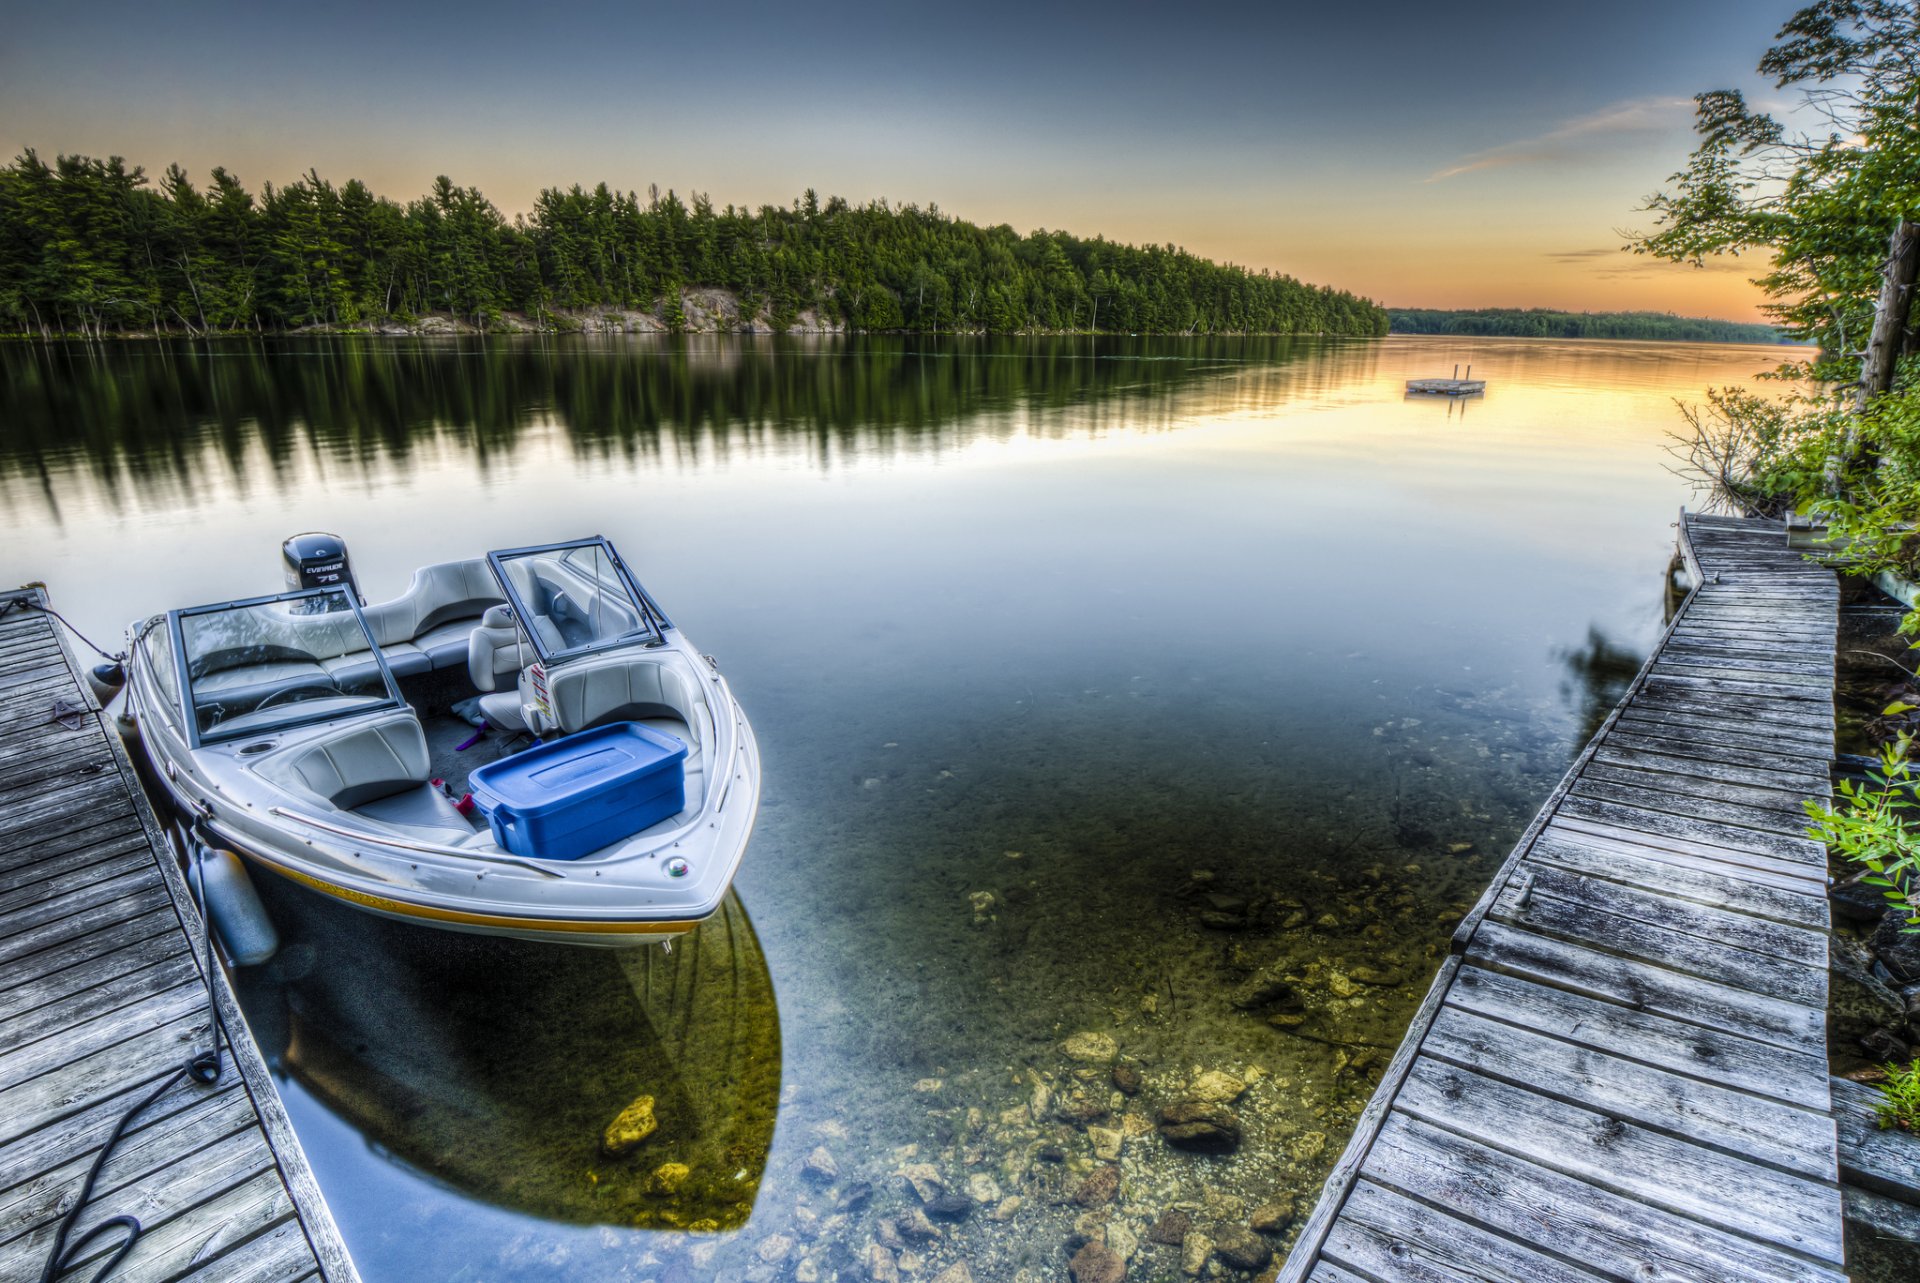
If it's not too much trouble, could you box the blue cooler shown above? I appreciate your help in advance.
[469,722,688,860]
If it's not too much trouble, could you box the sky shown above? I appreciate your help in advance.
[0,0,1813,319]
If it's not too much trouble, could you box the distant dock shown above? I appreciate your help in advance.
[0,586,358,1283]
[1406,363,1485,396]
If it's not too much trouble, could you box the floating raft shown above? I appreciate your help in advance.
[1279,512,1848,1282]
[0,587,359,1283]
[1404,377,1486,396]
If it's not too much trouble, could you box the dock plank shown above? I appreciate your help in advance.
[1277,514,1844,1282]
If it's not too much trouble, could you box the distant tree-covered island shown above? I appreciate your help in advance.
[1389,307,1784,344]
[0,151,1388,340]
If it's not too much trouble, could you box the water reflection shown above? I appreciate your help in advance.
[0,335,1378,514]
[238,884,780,1232]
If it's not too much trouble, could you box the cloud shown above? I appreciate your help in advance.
[1426,97,1691,182]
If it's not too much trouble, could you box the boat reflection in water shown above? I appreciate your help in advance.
[235,883,781,1232]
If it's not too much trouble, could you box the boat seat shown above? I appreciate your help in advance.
[542,655,705,739]
[360,559,507,674]
[354,782,477,844]
[259,711,434,809]
[468,606,531,731]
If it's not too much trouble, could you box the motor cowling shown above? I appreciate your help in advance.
[281,532,360,608]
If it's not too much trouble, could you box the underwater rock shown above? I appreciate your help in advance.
[1111,1064,1143,1095]
[1069,1210,1109,1249]
[1189,1070,1247,1103]
[837,1181,874,1211]
[1157,1101,1242,1152]
[1038,1144,1068,1164]
[967,1173,1002,1204]
[1181,1231,1213,1277]
[1147,1211,1191,1245]
[924,1191,975,1222]
[1069,1242,1126,1283]
[898,1163,946,1201]
[1106,1221,1140,1262]
[1266,1012,1308,1029]
[757,1234,796,1264]
[931,1264,974,1283]
[1213,1227,1273,1272]
[1348,965,1401,987]
[1073,1165,1121,1207]
[896,1208,943,1241]
[802,1146,840,1183]
[989,1195,1024,1222]
[601,1093,658,1156]
[647,1161,690,1195]
[1445,841,1475,855]
[1064,1031,1119,1062]
[866,1244,900,1283]
[1250,1197,1296,1235]
[1230,966,1297,1011]
[1200,911,1249,931]
[1055,1090,1111,1126]
[1088,1125,1123,1161]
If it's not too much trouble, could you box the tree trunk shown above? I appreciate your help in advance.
[1828,218,1920,493]
[1857,218,1920,412]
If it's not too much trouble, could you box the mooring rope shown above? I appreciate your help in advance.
[36,834,227,1283]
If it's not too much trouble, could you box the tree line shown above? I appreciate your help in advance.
[1388,308,1783,344]
[0,151,1389,340]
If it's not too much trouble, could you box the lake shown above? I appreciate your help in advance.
[0,334,1795,1282]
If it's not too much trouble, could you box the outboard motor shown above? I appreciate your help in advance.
[281,532,361,611]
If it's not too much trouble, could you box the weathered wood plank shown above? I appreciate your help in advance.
[1556,795,1824,866]
[0,1010,212,1147]
[177,1215,321,1283]
[1542,816,1826,892]
[1832,1076,1920,1204]
[1328,1179,1611,1282]
[1490,871,1824,1005]
[0,850,151,919]
[1465,920,1825,1054]
[1591,742,1829,794]
[0,979,202,1090]
[0,1083,254,1246]
[0,907,186,1000]
[1610,712,1834,761]
[0,820,151,886]
[1566,777,1811,838]
[0,951,199,1055]
[1363,1114,1845,1283]
[1578,760,1817,815]
[0,866,163,945]
[1843,1186,1920,1245]
[1422,1004,1832,1178]
[1393,1059,1844,1262]
[0,881,174,971]
[1448,965,1828,1109]
[0,942,194,1042]
[1526,831,1827,928]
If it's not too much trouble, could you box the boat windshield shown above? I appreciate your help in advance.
[173,587,402,744]
[486,538,666,663]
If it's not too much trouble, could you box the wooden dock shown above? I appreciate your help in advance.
[0,588,358,1283]
[1405,378,1486,396]
[1279,512,1848,1282]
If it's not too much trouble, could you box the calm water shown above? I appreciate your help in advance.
[0,335,1793,1282]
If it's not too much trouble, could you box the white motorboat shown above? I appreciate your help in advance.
[125,535,760,948]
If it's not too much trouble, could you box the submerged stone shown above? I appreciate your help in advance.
[1070,1241,1126,1283]
[1073,1164,1120,1207]
[1213,1226,1273,1272]
[1063,1031,1119,1062]
[1158,1100,1242,1151]
[1147,1210,1191,1245]
[601,1093,658,1156]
